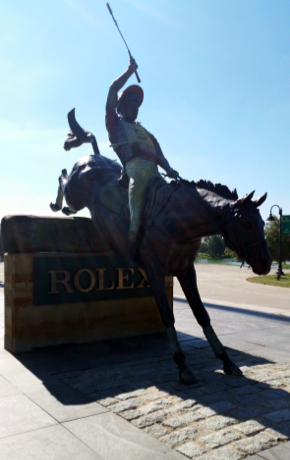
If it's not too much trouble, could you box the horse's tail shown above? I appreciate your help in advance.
[64,108,100,155]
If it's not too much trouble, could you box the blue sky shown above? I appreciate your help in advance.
[1,0,289,222]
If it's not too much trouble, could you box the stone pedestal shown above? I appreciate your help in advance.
[2,216,173,353]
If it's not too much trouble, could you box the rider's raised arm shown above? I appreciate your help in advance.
[106,58,138,113]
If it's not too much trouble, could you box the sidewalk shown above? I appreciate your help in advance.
[0,262,290,459]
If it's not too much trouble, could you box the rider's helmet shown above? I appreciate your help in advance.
[117,85,144,115]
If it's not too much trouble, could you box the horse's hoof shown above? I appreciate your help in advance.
[62,207,76,216]
[50,202,61,212]
[223,360,243,376]
[179,369,198,385]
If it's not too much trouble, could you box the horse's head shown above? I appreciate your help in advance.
[224,191,272,275]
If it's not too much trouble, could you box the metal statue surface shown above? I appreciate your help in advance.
[50,108,271,385]
[106,58,179,265]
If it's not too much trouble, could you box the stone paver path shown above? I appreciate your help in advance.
[57,347,290,459]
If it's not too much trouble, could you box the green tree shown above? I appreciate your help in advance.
[199,235,226,258]
[223,247,240,261]
[265,216,290,262]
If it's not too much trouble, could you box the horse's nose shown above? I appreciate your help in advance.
[258,257,272,275]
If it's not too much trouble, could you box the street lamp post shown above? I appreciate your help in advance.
[267,205,284,278]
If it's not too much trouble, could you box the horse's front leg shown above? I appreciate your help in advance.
[143,259,197,384]
[178,265,242,376]
[50,169,68,212]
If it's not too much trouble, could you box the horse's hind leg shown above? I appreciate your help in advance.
[143,259,197,384]
[178,265,242,376]
[50,170,68,212]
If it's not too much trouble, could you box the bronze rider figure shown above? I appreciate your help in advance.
[106,58,179,266]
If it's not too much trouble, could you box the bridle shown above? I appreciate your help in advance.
[194,197,265,268]
[225,209,266,267]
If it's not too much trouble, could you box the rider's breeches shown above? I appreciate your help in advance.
[125,157,159,242]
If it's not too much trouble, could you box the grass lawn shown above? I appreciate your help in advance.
[247,274,290,288]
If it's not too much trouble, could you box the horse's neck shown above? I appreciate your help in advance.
[180,188,233,240]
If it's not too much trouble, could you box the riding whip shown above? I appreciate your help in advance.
[106,3,141,83]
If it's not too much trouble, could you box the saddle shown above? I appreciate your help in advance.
[98,175,178,227]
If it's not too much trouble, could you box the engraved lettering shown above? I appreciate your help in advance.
[137,269,150,288]
[48,270,74,294]
[74,269,96,293]
[96,268,115,290]
[116,268,134,290]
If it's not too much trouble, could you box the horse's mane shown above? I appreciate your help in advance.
[180,178,238,201]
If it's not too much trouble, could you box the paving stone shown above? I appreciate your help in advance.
[256,441,290,460]
[0,424,103,460]
[154,450,189,460]
[261,388,290,400]
[119,409,143,421]
[195,415,238,432]
[25,384,108,423]
[97,396,118,407]
[265,426,290,441]
[140,399,172,415]
[198,400,235,416]
[267,379,287,388]
[199,429,241,449]
[264,408,290,423]
[168,395,185,406]
[131,409,168,428]
[198,446,244,460]
[167,399,198,414]
[64,412,171,460]
[109,397,142,413]
[198,382,229,394]
[234,433,276,455]
[142,391,170,402]
[198,391,232,405]
[163,412,204,429]
[144,424,170,438]
[229,384,261,396]
[175,389,204,400]
[233,393,266,406]
[176,441,206,458]
[160,427,200,448]
[228,405,268,420]
[0,375,20,398]
[263,397,290,411]
[0,394,57,439]
[234,420,265,435]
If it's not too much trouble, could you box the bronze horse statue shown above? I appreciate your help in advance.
[50,110,272,384]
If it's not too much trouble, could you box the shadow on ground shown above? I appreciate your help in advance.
[9,330,290,444]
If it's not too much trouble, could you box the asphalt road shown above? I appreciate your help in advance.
[174,263,290,313]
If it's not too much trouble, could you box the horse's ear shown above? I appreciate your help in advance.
[253,192,267,208]
[232,188,238,199]
[234,190,255,207]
